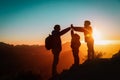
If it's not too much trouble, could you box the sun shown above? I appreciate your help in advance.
[93,28,102,42]
[92,28,112,45]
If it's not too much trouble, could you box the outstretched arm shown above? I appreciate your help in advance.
[71,24,84,32]
[84,27,92,34]
[60,27,71,36]
[72,27,84,32]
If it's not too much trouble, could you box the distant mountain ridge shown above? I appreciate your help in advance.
[0,42,73,80]
[0,42,120,80]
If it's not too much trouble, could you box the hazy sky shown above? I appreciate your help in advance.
[0,0,120,45]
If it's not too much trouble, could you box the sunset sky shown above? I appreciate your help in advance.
[0,0,120,45]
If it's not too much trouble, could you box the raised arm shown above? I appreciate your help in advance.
[59,27,71,36]
[71,30,74,37]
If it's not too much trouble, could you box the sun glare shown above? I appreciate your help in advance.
[95,40,112,45]
[93,28,102,41]
[92,28,111,45]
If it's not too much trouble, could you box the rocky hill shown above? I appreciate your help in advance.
[50,50,120,80]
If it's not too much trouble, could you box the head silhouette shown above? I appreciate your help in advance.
[74,34,80,40]
[84,20,91,27]
[54,24,61,31]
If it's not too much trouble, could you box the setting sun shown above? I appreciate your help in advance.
[92,28,110,45]
[93,28,102,41]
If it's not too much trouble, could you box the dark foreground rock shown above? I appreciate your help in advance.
[50,51,120,80]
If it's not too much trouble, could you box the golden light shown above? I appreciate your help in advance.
[95,40,112,45]
[92,28,109,45]
[93,28,102,41]
[92,28,113,45]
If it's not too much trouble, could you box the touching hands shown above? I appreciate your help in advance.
[71,24,74,29]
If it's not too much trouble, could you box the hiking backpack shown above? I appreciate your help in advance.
[45,34,54,50]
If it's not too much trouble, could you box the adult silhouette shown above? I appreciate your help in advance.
[71,20,94,60]
[51,24,70,76]
[71,30,81,66]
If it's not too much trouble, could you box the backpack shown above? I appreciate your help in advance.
[45,34,55,50]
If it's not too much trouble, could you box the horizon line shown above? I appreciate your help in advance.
[0,40,120,46]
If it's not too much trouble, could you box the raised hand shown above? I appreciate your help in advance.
[71,24,74,29]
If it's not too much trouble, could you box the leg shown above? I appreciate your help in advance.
[73,49,79,65]
[52,49,60,76]
[87,41,94,60]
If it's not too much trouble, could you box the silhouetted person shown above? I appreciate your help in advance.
[51,24,71,77]
[71,30,81,66]
[71,20,94,60]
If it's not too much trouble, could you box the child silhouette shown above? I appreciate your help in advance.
[71,30,81,66]
[71,20,94,60]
